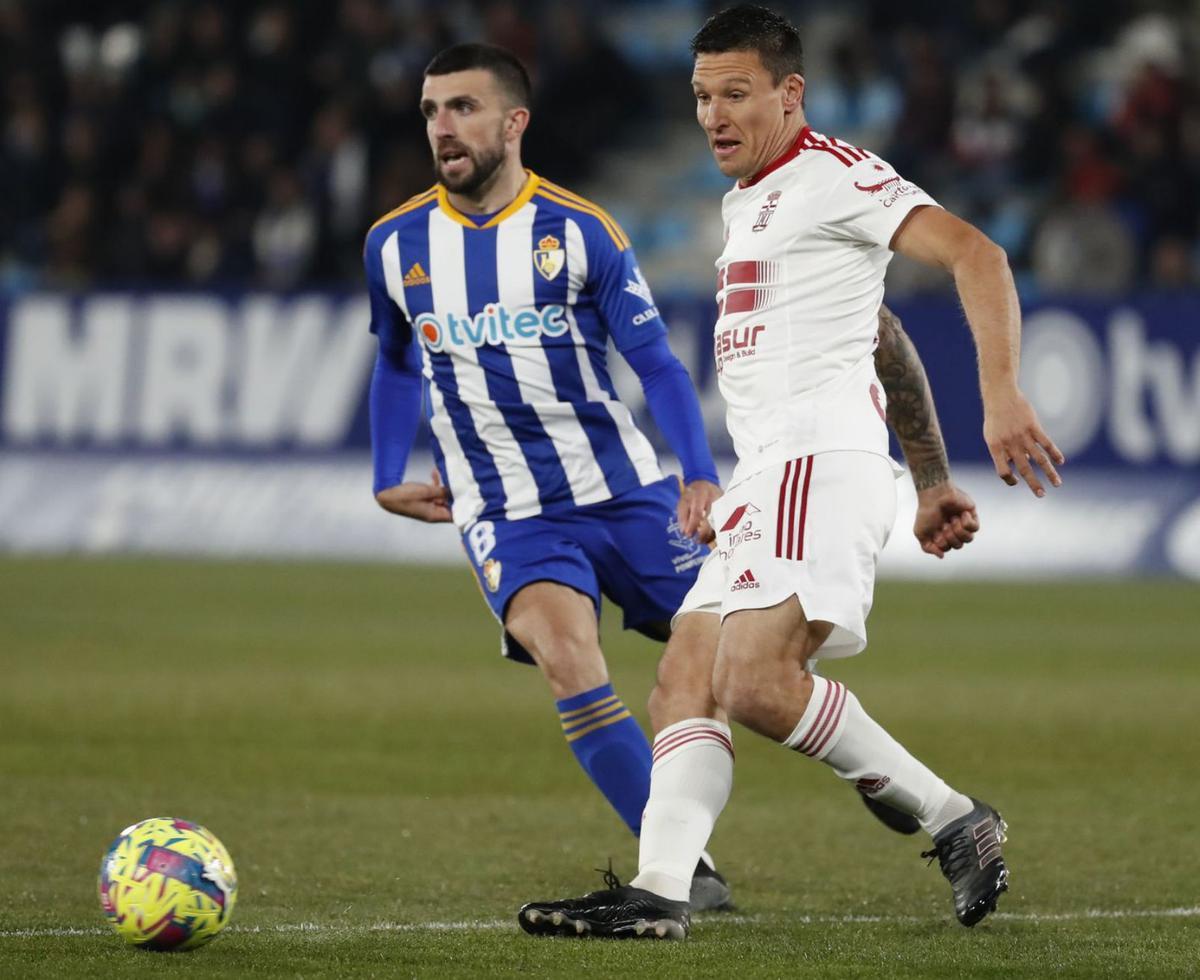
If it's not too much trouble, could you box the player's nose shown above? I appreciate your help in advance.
[702,102,726,132]
[431,108,456,139]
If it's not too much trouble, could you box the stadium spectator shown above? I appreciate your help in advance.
[0,0,1197,293]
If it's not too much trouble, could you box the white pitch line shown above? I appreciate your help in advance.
[3,907,1198,939]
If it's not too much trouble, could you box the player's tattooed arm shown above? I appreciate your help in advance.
[874,304,949,492]
[876,305,978,558]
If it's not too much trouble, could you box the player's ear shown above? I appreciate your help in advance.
[781,73,805,115]
[506,106,530,141]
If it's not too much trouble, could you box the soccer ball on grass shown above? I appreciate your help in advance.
[98,817,237,951]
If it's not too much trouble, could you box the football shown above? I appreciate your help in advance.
[97,817,238,951]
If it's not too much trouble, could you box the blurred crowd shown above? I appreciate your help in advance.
[805,1,1200,295]
[1,0,1197,294]
[0,0,641,289]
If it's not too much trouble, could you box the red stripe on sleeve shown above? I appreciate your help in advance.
[830,137,865,162]
[802,132,854,167]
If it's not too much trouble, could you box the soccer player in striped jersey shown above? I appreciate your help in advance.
[363,43,730,908]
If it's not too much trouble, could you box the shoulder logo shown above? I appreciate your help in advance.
[752,190,782,232]
[624,265,655,306]
[852,164,921,207]
[534,234,564,281]
[854,174,901,194]
[403,262,431,287]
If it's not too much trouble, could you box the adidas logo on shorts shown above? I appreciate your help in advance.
[731,569,760,591]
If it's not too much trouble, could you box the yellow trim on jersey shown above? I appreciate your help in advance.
[534,188,629,251]
[539,180,632,246]
[365,186,438,238]
[538,180,632,249]
[436,171,542,229]
[559,694,619,722]
[565,709,634,742]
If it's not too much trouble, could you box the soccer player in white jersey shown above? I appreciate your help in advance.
[518,5,1064,938]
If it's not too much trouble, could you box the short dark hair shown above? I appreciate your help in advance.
[690,4,804,84]
[424,43,532,108]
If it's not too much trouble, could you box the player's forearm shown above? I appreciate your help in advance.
[951,239,1022,404]
[624,338,719,484]
[875,306,950,492]
[370,345,423,496]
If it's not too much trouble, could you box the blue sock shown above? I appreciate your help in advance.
[557,682,652,836]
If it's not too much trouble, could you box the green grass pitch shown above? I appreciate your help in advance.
[1,557,1197,978]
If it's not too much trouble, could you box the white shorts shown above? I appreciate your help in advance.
[674,451,898,659]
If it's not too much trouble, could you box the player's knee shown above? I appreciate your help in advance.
[649,632,716,730]
[509,618,606,698]
[647,652,682,729]
[646,681,668,731]
[711,652,764,726]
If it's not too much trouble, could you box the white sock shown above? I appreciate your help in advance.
[782,675,972,836]
[631,718,734,902]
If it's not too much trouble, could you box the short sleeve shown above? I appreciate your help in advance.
[363,226,413,358]
[817,156,940,249]
[586,226,669,353]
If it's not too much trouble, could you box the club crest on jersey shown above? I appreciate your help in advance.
[534,234,564,281]
[483,558,502,592]
[752,190,782,232]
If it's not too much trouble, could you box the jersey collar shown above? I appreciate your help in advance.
[436,170,541,229]
[738,126,811,189]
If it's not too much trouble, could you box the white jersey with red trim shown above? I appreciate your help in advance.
[713,126,940,488]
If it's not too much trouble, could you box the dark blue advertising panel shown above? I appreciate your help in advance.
[1,290,1197,575]
[2,290,1197,470]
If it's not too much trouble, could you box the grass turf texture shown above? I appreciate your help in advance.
[0,557,1196,978]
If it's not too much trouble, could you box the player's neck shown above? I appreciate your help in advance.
[742,116,809,186]
[444,157,529,216]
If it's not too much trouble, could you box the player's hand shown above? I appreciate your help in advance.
[982,389,1064,497]
[679,478,722,544]
[914,481,979,559]
[375,471,452,523]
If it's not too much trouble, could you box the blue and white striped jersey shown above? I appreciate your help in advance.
[364,171,668,528]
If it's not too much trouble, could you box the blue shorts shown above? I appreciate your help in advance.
[460,477,709,663]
